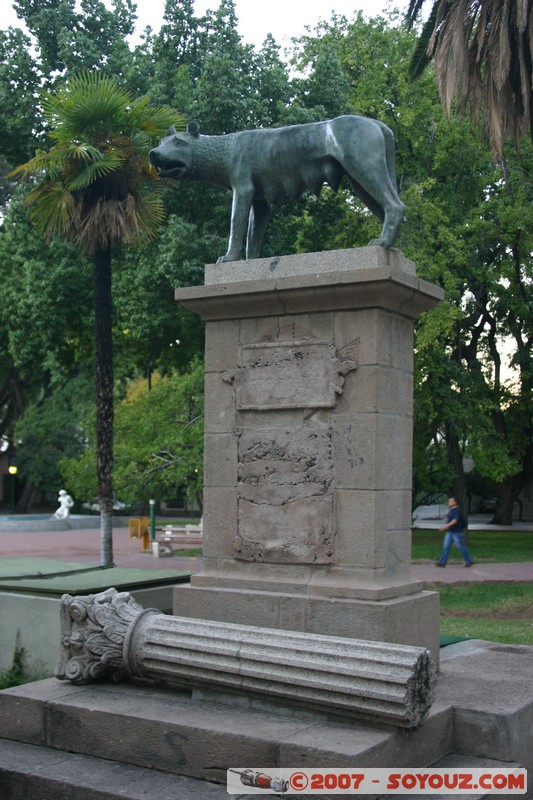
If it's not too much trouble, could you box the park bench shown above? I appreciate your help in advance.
[152,519,203,557]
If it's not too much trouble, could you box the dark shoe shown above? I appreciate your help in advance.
[465,562,473,568]
[435,562,446,567]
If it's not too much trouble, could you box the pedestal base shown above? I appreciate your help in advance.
[173,584,440,664]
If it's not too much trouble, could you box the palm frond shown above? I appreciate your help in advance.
[405,0,431,30]
[72,188,167,254]
[408,6,441,79]
[409,0,533,159]
[67,150,126,191]
[433,0,465,116]
[44,73,133,142]
[26,182,75,239]
[8,149,55,179]
[133,192,167,238]
[130,103,186,139]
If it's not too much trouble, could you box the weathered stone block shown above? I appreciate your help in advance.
[201,487,237,558]
[334,489,412,569]
[202,433,238,487]
[336,363,412,415]
[236,494,335,564]
[234,425,335,563]
[204,372,236,433]
[375,415,413,490]
[239,312,334,345]
[335,309,414,370]
[332,415,376,490]
[204,318,240,373]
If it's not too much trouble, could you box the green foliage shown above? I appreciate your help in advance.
[15,373,92,496]
[0,647,28,689]
[61,361,204,506]
[12,0,136,75]
[114,214,211,374]
[0,188,94,372]
[0,27,43,167]
[114,362,204,505]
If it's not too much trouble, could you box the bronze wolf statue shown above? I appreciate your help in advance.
[150,115,405,263]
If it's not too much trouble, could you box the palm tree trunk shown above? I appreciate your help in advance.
[93,246,114,567]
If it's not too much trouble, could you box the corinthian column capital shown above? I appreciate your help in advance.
[56,588,148,684]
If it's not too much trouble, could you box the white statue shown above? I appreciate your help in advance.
[53,489,74,519]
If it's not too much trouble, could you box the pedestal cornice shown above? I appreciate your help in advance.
[176,266,443,322]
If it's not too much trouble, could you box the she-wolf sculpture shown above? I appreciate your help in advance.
[149,115,405,263]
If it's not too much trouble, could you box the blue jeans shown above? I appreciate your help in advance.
[438,530,473,565]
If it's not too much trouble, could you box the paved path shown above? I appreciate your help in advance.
[0,518,531,584]
[0,525,202,573]
[412,560,533,585]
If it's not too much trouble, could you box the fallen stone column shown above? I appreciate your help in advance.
[56,588,436,729]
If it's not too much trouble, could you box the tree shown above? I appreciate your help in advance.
[0,187,95,512]
[11,0,137,76]
[14,373,92,498]
[11,72,183,564]
[61,362,205,510]
[288,10,532,524]
[406,0,533,160]
[0,27,43,168]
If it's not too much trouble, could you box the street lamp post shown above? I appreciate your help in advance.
[8,465,18,513]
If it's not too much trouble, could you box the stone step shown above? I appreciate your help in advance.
[0,677,453,784]
[1,739,526,800]
[0,738,237,800]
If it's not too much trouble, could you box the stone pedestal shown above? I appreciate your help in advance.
[174,247,444,661]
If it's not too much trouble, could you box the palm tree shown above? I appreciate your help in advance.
[12,72,183,566]
[406,0,533,160]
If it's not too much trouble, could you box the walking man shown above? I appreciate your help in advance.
[436,497,474,568]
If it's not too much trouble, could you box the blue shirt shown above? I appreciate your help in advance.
[447,506,463,532]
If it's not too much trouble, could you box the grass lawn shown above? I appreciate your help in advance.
[414,528,533,645]
[439,583,533,645]
[412,528,533,563]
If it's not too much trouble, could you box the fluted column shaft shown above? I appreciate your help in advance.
[57,588,436,729]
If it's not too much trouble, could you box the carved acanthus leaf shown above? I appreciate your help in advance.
[56,588,145,685]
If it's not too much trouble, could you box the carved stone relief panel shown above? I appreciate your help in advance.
[235,426,335,564]
[228,341,357,410]
[226,338,356,564]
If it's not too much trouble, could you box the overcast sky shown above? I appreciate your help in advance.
[4,0,407,51]
[192,0,403,49]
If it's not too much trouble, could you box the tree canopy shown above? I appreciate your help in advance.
[0,0,531,526]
